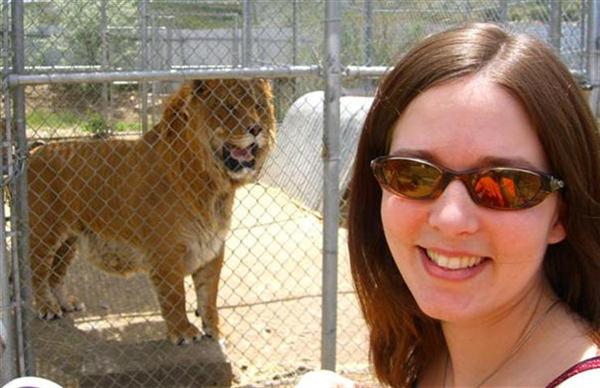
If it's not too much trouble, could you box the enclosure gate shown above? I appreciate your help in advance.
[1,1,596,387]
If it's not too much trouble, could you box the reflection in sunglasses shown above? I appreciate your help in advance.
[501,177,517,203]
[475,176,505,207]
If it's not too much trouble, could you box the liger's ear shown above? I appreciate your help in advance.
[157,87,189,140]
[192,80,207,97]
[192,79,220,98]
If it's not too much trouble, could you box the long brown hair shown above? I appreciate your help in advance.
[347,23,600,387]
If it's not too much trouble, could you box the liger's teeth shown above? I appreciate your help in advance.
[426,249,483,270]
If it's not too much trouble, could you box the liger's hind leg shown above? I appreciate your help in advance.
[48,236,84,313]
[29,231,63,320]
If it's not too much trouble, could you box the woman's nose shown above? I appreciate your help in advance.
[427,180,480,237]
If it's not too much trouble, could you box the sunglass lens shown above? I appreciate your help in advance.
[376,159,442,198]
[473,170,542,209]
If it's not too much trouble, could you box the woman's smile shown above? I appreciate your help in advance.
[425,248,484,270]
[419,246,490,281]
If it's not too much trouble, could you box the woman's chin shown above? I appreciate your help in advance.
[410,291,483,323]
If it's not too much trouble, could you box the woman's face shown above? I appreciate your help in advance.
[381,76,566,324]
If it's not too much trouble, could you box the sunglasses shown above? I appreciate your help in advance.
[371,156,564,210]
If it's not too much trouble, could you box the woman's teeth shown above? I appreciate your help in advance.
[426,249,483,270]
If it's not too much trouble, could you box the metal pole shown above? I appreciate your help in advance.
[464,0,472,21]
[167,18,173,70]
[100,0,110,136]
[550,0,562,52]
[589,0,600,115]
[580,0,586,70]
[232,16,239,67]
[243,0,252,66]
[499,0,508,23]
[363,0,374,92]
[8,66,321,86]
[322,0,341,371]
[0,119,15,383]
[231,17,238,67]
[139,0,148,133]
[166,17,173,93]
[364,0,373,66]
[11,0,34,376]
[292,0,298,65]
[1,0,17,382]
[587,0,593,75]
[180,30,186,67]
[150,15,157,127]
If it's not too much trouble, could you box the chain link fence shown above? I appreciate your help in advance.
[1,1,595,387]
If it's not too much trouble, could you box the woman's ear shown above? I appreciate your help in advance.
[547,202,566,245]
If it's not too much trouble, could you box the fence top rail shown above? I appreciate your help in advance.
[344,65,390,78]
[6,65,321,86]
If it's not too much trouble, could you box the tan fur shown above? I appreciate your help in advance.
[27,79,276,344]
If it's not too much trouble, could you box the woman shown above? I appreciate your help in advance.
[300,23,600,387]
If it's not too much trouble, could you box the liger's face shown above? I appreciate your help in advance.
[380,76,566,324]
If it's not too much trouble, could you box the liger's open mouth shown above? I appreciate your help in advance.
[223,142,258,172]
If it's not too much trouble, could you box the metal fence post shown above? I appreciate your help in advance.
[363,0,375,92]
[322,0,341,372]
[588,0,600,116]
[464,0,472,21]
[11,0,33,377]
[100,0,110,135]
[292,0,298,66]
[550,0,562,53]
[0,117,15,382]
[232,16,239,67]
[364,0,373,67]
[166,18,173,70]
[139,0,148,133]
[1,0,17,381]
[0,195,14,382]
[150,14,157,127]
[243,0,252,67]
[499,0,508,22]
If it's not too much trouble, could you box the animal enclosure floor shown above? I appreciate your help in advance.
[29,183,374,387]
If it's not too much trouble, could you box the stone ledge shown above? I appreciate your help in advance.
[31,319,232,388]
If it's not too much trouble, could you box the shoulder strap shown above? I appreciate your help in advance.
[546,356,600,388]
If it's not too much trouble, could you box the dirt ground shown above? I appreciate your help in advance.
[28,183,378,387]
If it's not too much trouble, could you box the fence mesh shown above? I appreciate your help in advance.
[1,0,592,387]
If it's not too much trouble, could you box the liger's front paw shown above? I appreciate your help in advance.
[195,308,219,339]
[202,322,219,339]
[168,322,202,346]
[36,298,63,320]
[51,286,85,313]
[60,296,85,313]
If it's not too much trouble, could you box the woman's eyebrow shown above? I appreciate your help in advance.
[387,149,542,171]
[387,149,435,159]
[477,155,541,170]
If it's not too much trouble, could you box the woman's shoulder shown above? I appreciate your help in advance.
[546,356,600,388]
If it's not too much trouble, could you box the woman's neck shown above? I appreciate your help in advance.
[441,287,558,387]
